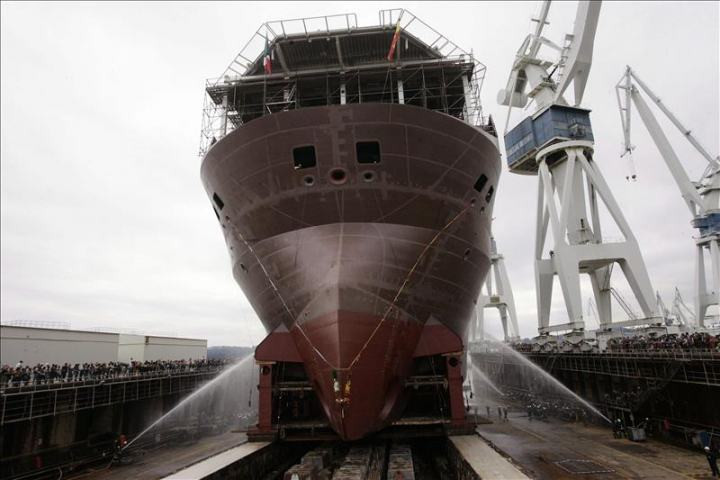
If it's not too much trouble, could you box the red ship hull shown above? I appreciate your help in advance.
[201,103,500,439]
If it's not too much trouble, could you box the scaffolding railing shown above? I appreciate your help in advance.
[199,10,488,156]
[213,12,358,86]
[380,9,486,126]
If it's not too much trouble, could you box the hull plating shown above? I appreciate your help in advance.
[201,103,500,439]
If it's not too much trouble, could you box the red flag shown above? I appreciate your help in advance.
[386,23,402,61]
[263,37,272,74]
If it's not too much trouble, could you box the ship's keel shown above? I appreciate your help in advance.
[249,318,475,441]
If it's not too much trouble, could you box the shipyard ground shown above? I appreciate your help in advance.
[66,417,714,479]
[76,430,528,480]
[477,411,713,479]
[79,431,248,480]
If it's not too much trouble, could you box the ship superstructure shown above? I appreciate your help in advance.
[200,10,500,440]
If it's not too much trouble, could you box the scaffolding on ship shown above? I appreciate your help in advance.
[199,9,488,155]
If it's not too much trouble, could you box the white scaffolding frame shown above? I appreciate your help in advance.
[199,10,488,156]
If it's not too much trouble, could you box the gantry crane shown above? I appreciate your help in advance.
[616,66,720,327]
[498,1,659,339]
[656,291,672,323]
[471,237,520,342]
[672,287,695,327]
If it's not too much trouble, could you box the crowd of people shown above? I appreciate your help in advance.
[510,331,720,354]
[602,387,644,409]
[512,343,534,353]
[504,389,590,423]
[606,331,719,352]
[0,359,230,388]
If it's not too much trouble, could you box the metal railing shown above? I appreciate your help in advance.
[524,349,720,360]
[473,348,720,387]
[199,10,488,156]
[2,320,72,329]
[0,368,226,425]
[379,9,486,126]
[0,365,227,392]
[213,12,358,86]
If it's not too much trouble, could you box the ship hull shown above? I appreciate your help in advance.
[201,103,500,439]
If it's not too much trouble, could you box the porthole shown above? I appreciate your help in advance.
[473,174,488,193]
[356,141,381,164]
[485,186,494,202]
[303,175,315,186]
[212,192,224,210]
[329,168,348,185]
[362,171,375,183]
[293,145,317,169]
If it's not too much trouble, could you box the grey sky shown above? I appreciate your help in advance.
[1,1,718,346]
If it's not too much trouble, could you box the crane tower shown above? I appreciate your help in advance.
[471,237,520,342]
[616,66,720,327]
[498,1,660,338]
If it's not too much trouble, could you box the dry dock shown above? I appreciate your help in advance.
[75,432,529,479]
[476,412,712,479]
[34,413,716,479]
[79,432,248,480]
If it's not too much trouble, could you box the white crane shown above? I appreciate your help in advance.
[656,291,672,323]
[498,1,659,339]
[498,0,600,123]
[616,66,720,328]
[672,287,695,327]
[471,237,520,342]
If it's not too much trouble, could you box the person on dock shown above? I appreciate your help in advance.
[503,407,508,421]
[613,419,624,439]
[115,434,127,454]
[705,446,719,477]
[497,406,502,420]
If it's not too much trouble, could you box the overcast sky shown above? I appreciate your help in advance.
[1,1,718,346]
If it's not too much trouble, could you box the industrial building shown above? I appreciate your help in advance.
[0,325,207,365]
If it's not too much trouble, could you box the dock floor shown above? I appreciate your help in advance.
[160,441,268,480]
[477,413,713,479]
[79,431,247,480]
[450,435,530,479]
[73,416,715,479]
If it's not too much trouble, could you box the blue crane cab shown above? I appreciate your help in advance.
[505,104,594,174]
